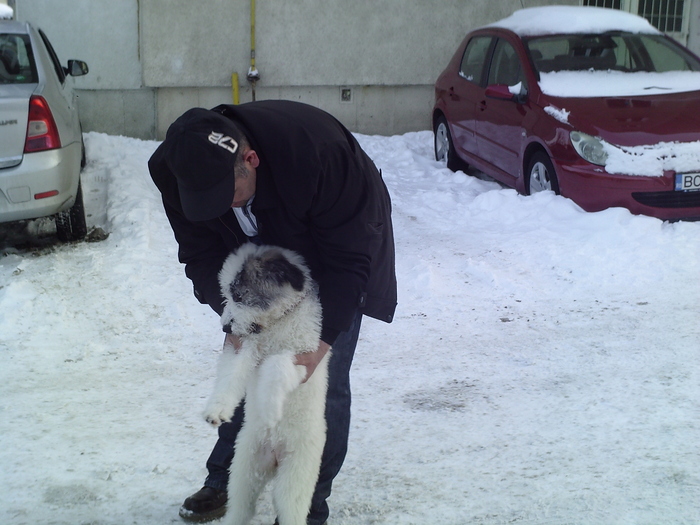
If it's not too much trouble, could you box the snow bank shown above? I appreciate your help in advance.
[1,130,699,525]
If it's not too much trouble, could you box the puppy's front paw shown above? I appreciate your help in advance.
[203,399,235,427]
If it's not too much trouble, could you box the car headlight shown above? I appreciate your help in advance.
[570,131,608,166]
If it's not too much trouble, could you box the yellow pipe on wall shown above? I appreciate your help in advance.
[247,0,260,101]
[250,0,256,71]
[232,72,239,104]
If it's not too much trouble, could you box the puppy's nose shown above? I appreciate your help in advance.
[222,323,233,334]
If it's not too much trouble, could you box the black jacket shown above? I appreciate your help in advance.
[149,100,397,344]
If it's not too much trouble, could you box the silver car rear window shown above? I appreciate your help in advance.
[0,33,37,84]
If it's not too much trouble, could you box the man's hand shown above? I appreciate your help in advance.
[295,341,331,383]
[224,333,242,351]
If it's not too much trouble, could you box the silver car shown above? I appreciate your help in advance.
[0,20,88,241]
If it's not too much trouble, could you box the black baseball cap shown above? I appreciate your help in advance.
[162,108,245,221]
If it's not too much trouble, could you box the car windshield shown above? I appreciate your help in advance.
[525,32,700,75]
[0,33,37,84]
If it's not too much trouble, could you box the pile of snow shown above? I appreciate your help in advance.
[544,104,570,124]
[604,138,700,176]
[539,70,700,98]
[1,131,699,525]
[488,5,659,36]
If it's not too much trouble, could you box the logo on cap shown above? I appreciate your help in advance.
[208,131,239,154]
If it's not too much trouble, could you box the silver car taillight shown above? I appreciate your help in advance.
[24,95,61,153]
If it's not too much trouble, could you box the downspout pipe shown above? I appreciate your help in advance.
[246,0,260,100]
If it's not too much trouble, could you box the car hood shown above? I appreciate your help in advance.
[0,84,34,168]
[541,90,700,147]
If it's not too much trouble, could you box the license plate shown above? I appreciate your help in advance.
[675,173,700,192]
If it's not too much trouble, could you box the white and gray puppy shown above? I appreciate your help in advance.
[203,243,327,525]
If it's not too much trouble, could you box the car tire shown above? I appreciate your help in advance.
[55,180,88,242]
[434,116,466,171]
[527,151,560,195]
[80,135,86,169]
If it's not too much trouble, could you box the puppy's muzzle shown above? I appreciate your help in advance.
[221,322,262,335]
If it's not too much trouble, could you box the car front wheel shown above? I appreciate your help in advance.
[55,180,88,242]
[434,116,465,171]
[527,151,560,195]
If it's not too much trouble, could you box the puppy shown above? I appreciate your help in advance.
[203,243,327,525]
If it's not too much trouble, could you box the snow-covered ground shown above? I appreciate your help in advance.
[1,130,698,525]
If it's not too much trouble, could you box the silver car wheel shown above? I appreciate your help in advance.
[435,121,450,163]
[529,161,552,193]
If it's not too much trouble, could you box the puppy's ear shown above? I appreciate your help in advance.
[263,254,305,291]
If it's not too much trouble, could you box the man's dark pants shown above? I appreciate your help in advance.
[203,311,363,525]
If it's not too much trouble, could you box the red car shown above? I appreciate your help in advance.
[433,6,700,220]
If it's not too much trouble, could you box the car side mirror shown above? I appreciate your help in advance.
[67,59,89,77]
[485,83,528,104]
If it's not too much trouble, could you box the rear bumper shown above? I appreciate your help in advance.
[0,143,82,223]
[555,161,700,221]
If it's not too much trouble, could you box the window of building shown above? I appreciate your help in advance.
[584,0,622,8]
[582,0,691,44]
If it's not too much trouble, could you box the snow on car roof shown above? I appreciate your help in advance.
[0,5,14,20]
[486,5,660,37]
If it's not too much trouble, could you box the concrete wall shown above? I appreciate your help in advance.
[138,0,572,138]
[139,0,573,137]
[140,0,550,87]
[13,0,698,139]
[13,0,152,137]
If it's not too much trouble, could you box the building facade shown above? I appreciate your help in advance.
[5,0,700,139]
